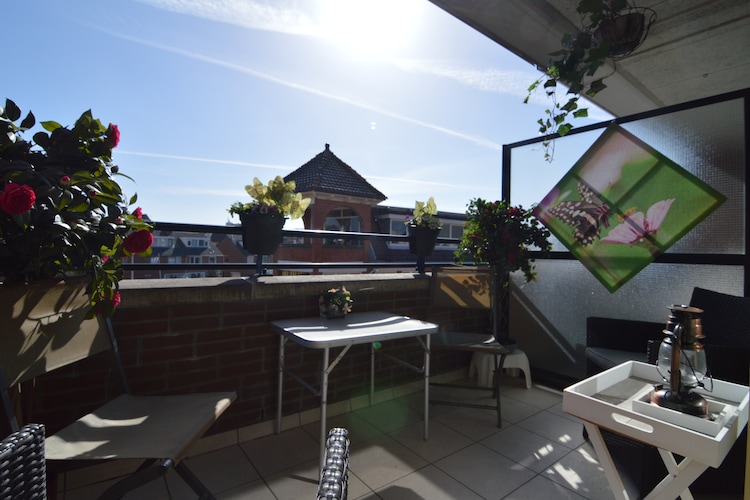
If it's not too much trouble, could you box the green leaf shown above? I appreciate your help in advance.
[588,79,607,96]
[561,98,579,112]
[558,123,573,136]
[19,111,35,131]
[573,109,589,119]
[4,99,21,121]
[41,120,62,132]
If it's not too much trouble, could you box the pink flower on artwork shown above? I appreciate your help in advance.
[601,199,675,245]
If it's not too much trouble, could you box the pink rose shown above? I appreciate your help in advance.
[107,124,120,148]
[123,229,153,254]
[133,207,143,219]
[111,291,121,308]
[0,183,36,215]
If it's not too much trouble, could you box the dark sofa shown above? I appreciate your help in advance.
[584,287,750,498]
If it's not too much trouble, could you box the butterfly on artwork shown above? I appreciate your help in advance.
[548,182,610,246]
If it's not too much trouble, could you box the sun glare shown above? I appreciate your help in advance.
[317,0,422,57]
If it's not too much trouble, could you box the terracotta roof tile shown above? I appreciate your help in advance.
[285,144,386,201]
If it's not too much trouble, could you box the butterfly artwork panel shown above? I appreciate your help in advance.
[532,123,726,293]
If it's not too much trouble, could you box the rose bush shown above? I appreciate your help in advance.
[0,98,153,316]
[0,183,36,215]
[455,198,551,283]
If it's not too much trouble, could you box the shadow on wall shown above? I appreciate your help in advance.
[511,285,584,381]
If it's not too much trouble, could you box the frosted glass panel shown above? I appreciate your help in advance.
[508,95,746,380]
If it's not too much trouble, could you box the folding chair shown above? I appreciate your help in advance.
[0,282,236,499]
[429,266,511,427]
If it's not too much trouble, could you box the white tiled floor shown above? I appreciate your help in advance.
[60,375,631,499]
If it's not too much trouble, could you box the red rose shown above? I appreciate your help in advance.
[132,207,143,219]
[0,183,36,215]
[123,229,153,254]
[508,208,521,217]
[60,176,71,186]
[107,124,120,148]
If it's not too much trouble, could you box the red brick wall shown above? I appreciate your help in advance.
[28,281,486,437]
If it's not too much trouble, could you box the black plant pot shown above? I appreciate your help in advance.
[408,227,440,257]
[594,12,646,58]
[239,212,286,255]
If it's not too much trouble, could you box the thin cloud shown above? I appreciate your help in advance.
[99,30,503,151]
[134,0,319,36]
[391,58,549,104]
[118,150,290,172]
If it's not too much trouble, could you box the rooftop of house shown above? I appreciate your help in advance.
[285,143,387,202]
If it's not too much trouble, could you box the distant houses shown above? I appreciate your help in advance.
[130,144,466,278]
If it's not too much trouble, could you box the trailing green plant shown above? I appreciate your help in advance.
[525,0,642,161]
[228,176,311,220]
[0,99,153,317]
[406,197,442,230]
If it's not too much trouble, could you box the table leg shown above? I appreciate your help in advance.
[276,335,285,434]
[319,347,330,468]
[424,333,430,440]
[370,343,375,406]
[583,421,632,500]
[644,449,706,500]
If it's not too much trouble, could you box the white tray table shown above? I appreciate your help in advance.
[564,361,748,500]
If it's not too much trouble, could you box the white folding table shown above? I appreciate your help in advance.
[271,311,438,466]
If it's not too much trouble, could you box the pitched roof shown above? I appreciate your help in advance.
[285,144,387,201]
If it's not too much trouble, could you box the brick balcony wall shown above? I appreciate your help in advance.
[28,274,486,437]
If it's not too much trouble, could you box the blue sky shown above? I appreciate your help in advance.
[6,0,609,225]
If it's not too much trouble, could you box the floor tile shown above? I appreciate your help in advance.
[480,423,574,473]
[348,434,429,490]
[516,409,588,450]
[171,444,259,495]
[215,478,276,499]
[388,419,474,463]
[302,409,384,444]
[499,394,545,424]
[375,464,485,499]
[503,384,564,409]
[504,474,588,499]
[354,398,423,434]
[264,457,325,499]
[434,442,536,499]
[544,441,625,500]
[240,426,319,477]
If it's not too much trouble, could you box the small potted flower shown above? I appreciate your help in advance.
[0,98,153,317]
[406,197,442,257]
[228,176,311,255]
[319,286,353,319]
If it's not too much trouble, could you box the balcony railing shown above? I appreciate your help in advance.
[122,221,743,277]
[123,221,462,275]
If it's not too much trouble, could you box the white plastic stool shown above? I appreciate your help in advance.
[469,349,532,389]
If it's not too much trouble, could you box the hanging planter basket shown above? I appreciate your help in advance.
[594,8,656,59]
[408,227,440,257]
[239,212,286,255]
